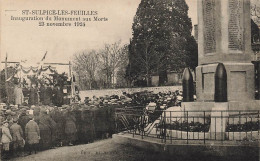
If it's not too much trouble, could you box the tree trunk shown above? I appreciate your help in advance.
[159,69,167,86]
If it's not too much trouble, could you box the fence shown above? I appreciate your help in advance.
[115,108,260,144]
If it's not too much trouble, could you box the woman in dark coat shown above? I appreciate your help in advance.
[64,110,77,145]
[38,109,56,150]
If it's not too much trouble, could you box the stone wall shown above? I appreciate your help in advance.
[79,86,182,99]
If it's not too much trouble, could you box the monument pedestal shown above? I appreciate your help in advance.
[182,100,260,112]
[196,63,255,102]
[209,103,228,140]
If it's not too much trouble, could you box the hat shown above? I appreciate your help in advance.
[40,108,47,114]
[6,110,12,115]
[28,115,34,119]
[13,117,18,122]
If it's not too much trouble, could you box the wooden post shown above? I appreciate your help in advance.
[5,53,9,104]
[69,61,74,104]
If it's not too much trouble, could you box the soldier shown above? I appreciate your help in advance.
[10,118,24,157]
[25,115,40,155]
[38,109,56,150]
[50,106,65,147]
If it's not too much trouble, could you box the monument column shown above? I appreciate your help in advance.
[196,0,254,102]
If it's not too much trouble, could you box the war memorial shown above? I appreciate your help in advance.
[0,0,259,160]
[113,0,260,159]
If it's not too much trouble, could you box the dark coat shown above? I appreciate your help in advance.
[39,113,56,149]
[50,109,65,141]
[81,109,95,142]
[43,87,52,105]
[22,87,30,98]
[25,120,40,144]
[54,87,63,107]
[39,86,45,104]
[10,123,24,142]
[94,108,107,133]
[29,87,38,105]
[18,113,30,133]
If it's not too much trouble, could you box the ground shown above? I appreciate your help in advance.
[6,138,258,161]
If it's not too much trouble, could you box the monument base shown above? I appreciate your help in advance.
[196,63,254,102]
[182,100,260,111]
[209,103,228,140]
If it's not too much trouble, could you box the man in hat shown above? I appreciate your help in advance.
[18,108,30,134]
[10,117,25,156]
[25,115,40,155]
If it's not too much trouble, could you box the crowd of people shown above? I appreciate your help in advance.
[10,81,65,107]
[0,89,183,160]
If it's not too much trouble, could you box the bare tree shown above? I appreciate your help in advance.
[73,50,99,90]
[130,40,167,86]
[98,41,128,88]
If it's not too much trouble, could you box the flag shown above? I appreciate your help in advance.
[41,52,47,61]
[37,51,47,75]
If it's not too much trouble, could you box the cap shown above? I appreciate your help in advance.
[28,115,34,119]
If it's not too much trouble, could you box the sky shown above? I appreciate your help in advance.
[0,0,198,70]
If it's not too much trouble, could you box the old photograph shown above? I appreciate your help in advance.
[0,0,259,160]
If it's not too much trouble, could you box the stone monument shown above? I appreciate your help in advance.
[182,0,260,111]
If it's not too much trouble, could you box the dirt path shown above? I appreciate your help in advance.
[8,139,172,161]
[6,138,257,161]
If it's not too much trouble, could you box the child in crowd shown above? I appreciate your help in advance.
[1,121,13,159]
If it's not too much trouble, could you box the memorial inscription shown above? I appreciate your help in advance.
[228,0,244,51]
[203,0,216,54]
